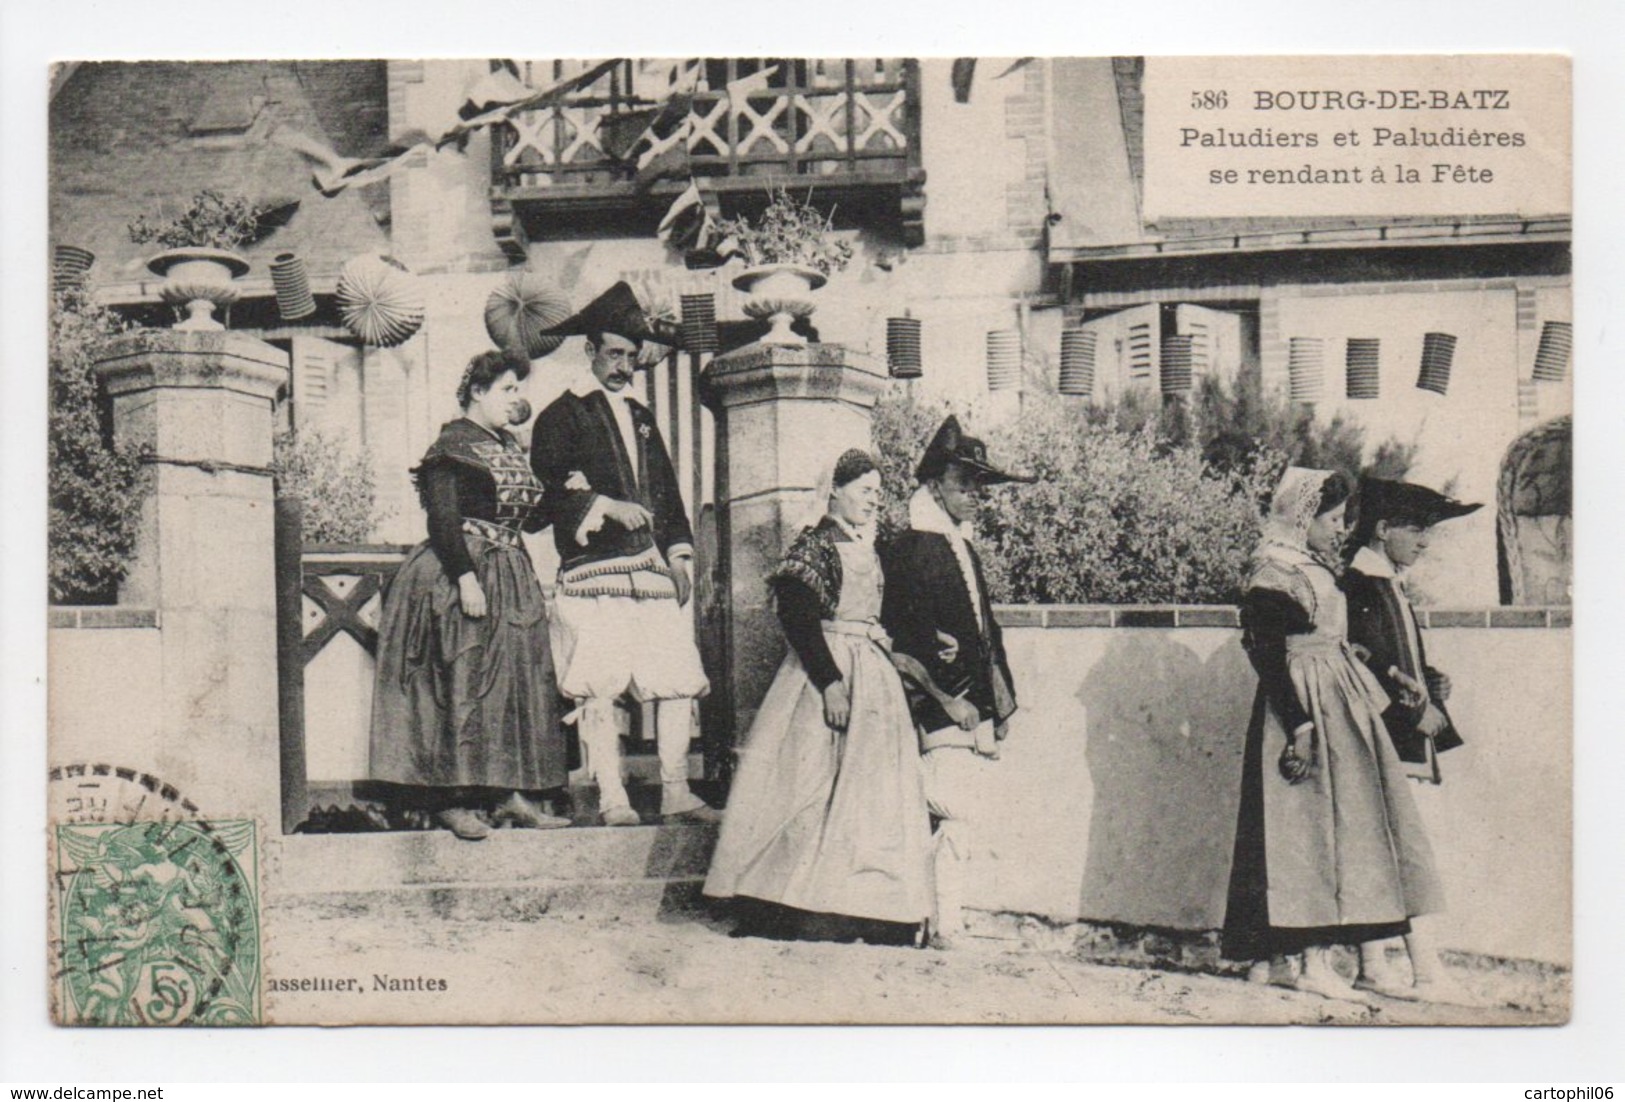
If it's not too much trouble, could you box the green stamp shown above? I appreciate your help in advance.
[55,819,260,1026]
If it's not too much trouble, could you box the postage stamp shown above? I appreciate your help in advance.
[52,819,261,1026]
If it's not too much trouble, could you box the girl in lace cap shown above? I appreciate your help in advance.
[1221,467,1444,1002]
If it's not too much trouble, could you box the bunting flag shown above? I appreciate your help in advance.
[274,59,624,197]
[657,182,709,250]
[271,126,409,197]
[607,60,703,169]
[599,107,661,160]
[655,182,740,266]
[458,65,536,120]
[995,58,1036,81]
[436,58,622,148]
[950,57,1035,103]
[724,63,779,102]
[633,121,694,187]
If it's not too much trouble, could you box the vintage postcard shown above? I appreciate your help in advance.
[45,53,1572,1026]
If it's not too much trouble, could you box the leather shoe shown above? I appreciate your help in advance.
[493,792,571,830]
[600,805,643,827]
[436,807,491,841]
[662,804,723,825]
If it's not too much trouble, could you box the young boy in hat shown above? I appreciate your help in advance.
[529,282,719,827]
[881,415,1034,947]
[1344,475,1482,1002]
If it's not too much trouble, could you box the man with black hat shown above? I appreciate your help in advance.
[1344,475,1481,1002]
[530,282,718,827]
[881,415,1035,947]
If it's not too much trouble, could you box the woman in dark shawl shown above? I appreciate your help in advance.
[368,351,569,839]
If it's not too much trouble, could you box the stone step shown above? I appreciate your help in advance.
[275,823,719,893]
[272,878,710,924]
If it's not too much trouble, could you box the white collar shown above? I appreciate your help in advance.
[1350,545,1399,579]
[570,368,639,407]
[908,486,974,542]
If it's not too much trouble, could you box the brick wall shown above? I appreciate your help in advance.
[1001,60,1049,244]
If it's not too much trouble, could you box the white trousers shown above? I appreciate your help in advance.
[922,738,995,936]
[578,697,703,815]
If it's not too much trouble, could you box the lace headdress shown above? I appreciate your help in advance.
[1262,466,1335,552]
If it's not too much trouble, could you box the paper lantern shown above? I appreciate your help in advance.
[1288,337,1324,402]
[484,270,571,360]
[681,293,719,355]
[986,330,1021,391]
[1531,321,1572,382]
[1160,334,1194,393]
[336,254,424,348]
[270,253,316,321]
[887,316,922,379]
[1417,331,1456,395]
[1058,328,1096,396]
[53,245,95,292]
[1345,337,1381,399]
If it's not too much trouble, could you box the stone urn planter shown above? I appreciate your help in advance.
[147,247,250,331]
[732,263,827,347]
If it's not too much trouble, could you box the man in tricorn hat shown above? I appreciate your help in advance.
[1343,474,1481,1002]
[880,415,1035,947]
[529,282,719,826]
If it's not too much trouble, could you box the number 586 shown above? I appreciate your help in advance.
[1190,90,1228,109]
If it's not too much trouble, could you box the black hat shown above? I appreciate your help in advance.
[1354,476,1482,543]
[538,280,685,350]
[915,415,1036,485]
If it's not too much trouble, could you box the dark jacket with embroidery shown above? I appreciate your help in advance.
[529,387,693,573]
[412,419,548,582]
[880,529,1016,733]
[1343,566,1464,763]
[767,517,850,691]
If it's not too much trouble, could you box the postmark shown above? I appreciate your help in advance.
[53,818,261,1026]
[48,762,203,827]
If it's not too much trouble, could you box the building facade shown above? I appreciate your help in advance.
[51,57,1573,605]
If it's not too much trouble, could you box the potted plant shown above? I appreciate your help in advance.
[128,190,264,330]
[716,187,854,346]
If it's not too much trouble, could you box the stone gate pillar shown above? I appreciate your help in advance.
[93,329,286,824]
[703,343,887,747]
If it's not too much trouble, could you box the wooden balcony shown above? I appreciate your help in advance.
[488,58,926,259]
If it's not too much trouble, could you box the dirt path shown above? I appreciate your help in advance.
[263,904,1565,1026]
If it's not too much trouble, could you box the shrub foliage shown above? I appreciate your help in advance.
[870,376,1416,605]
[272,427,390,544]
[49,286,144,604]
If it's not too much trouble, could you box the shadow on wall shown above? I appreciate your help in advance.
[1075,631,1255,930]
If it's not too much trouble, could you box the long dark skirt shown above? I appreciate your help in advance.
[368,535,566,794]
[1221,692,1411,960]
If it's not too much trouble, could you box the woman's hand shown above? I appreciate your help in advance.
[822,680,851,731]
[1389,666,1427,711]
[945,696,981,732]
[458,573,488,619]
[1416,702,1449,738]
[1278,726,1313,783]
[935,631,960,664]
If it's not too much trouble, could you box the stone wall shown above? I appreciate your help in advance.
[973,606,1571,966]
[116,580,1574,967]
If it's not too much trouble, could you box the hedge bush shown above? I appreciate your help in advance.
[49,286,144,604]
[870,377,1416,605]
[272,427,391,544]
